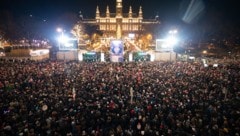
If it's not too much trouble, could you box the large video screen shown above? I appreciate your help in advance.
[59,39,78,50]
[110,40,124,62]
[156,39,173,52]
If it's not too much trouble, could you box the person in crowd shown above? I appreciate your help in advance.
[0,59,239,136]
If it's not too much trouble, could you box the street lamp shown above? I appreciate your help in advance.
[167,29,178,61]
[56,28,63,33]
[56,28,64,37]
[169,29,178,34]
[56,27,66,50]
[166,29,178,47]
[56,27,68,60]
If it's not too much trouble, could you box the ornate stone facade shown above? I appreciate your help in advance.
[79,0,159,39]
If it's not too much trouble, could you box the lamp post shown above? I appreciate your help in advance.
[169,29,178,35]
[56,28,63,34]
[56,27,65,60]
[168,29,177,61]
[167,29,178,47]
[56,27,66,50]
[56,28,64,40]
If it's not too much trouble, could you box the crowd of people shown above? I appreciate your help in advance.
[0,59,240,136]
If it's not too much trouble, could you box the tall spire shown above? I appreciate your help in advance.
[106,6,110,17]
[129,6,132,18]
[139,6,143,19]
[96,6,100,18]
[116,0,122,18]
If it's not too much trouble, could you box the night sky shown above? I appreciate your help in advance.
[0,0,240,41]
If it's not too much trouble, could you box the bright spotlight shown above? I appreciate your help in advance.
[169,30,178,34]
[56,28,63,33]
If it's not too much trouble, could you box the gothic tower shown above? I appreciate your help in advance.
[116,0,123,18]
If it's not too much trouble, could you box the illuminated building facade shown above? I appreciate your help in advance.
[79,0,159,39]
